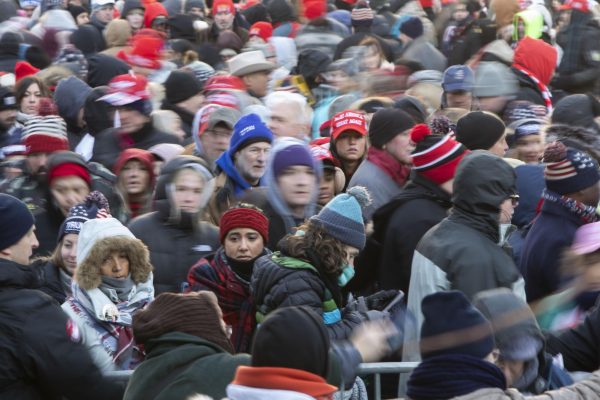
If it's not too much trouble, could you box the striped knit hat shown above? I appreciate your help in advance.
[543,141,599,195]
[411,123,469,185]
[351,1,373,28]
[21,115,69,155]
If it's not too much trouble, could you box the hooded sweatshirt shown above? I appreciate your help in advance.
[261,139,321,245]
[86,53,131,88]
[54,76,93,146]
[128,156,219,294]
[403,151,525,362]
[102,19,132,57]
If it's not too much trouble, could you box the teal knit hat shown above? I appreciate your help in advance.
[310,186,371,250]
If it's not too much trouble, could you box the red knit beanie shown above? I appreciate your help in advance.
[411,124,469,185]
[48,162,92,186]
[219,206,269,244]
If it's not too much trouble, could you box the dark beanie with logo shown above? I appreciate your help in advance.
[369,108,416,149]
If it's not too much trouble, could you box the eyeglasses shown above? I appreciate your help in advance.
[508,194,520,207]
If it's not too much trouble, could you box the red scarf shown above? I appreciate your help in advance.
[513,64,553,114]
[366,146,411,187]
[232,366,337,399]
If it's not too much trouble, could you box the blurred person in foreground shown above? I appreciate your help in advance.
[0,194,124,399]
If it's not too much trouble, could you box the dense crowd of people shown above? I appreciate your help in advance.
[3,0,600,398]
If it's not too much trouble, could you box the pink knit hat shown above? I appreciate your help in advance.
[571,222,600,255]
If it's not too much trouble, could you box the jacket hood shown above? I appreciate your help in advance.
[54,76,92,125]
[473,288,544,360]
[153,155,215,224]
[104,19,132,49]
[264,138,321,232]
[144,2,168,28]
[87,54,131,88]
[451,151,516,238]
[114,148,156,184]
[75,219,152,291]
[512,36,557,86]
[84,86,114,136]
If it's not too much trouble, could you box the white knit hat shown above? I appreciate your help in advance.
[77,218,135,265]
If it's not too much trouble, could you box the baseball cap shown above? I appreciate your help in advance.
[330,110,368,140]
[442,65,474,93]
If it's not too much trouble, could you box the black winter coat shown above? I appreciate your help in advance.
[91,122,180,170]
[378,173,452,295]
[251,252,368,341]
[35,259,70,304]
[0,258,124,400]
[128,156,219,294]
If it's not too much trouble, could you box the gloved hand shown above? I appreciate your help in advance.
[365,290,401,311]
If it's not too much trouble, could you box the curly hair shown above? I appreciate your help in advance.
[279,220,347,276]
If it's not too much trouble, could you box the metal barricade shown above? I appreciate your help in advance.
[356,362,419,400]
[106,362,419,400]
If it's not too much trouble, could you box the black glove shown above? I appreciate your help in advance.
[365,290,400,311]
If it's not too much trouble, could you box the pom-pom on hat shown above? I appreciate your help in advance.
[219,205,269,244]
[420,290,495,359]
[411,123,468,185]
[543,141,600,195]
[57,191,111,243]
[310,186,371,250]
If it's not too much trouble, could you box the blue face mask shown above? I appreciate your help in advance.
[337,264,355,287]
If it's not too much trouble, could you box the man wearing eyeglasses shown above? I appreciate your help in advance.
[403,150,526,363]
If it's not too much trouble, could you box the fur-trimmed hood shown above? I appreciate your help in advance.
[75,218,152,290]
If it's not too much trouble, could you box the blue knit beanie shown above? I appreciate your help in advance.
[310,186,371,250]
[229,113,274,155]
[420,291,495,359]
[272,143,315,177]
[0,194,35,251]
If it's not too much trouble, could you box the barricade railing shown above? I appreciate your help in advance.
[105,362,419,400]
[357,362,419,400]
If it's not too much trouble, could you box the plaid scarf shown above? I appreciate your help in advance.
[542,189,599,224]
[187,247,268,353]
[513,64,553,114]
